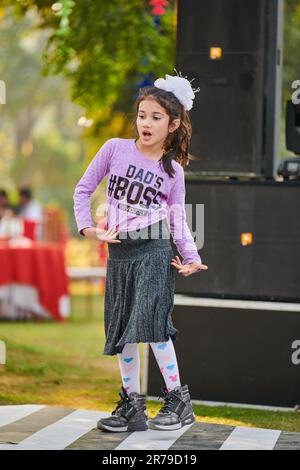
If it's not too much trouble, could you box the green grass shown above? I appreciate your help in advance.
[0,295,300,432]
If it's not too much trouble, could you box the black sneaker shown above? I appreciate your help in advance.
[97,386,148,432]
[147,384,195,431]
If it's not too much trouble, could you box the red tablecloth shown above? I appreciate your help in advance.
[0,242,69,321]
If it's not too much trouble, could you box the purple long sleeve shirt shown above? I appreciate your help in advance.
[73,137,202,265]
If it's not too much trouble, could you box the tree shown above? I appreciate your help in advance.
[283,0,300,105]
[2,0,176,132]
[0,6,86,233]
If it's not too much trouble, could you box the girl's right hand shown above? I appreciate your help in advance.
[83,226,121,243]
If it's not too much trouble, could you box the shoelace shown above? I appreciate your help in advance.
[112,395,131,416]
[157,391,180,414]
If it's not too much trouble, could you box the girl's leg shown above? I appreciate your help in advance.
[150,338,181,392]
[117,342,141,394]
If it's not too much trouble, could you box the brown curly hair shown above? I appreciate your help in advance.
[131,86,192,178]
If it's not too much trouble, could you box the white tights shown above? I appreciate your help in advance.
[117,338,181,394]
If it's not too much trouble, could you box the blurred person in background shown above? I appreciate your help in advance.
[0,189,22,238]
[0,189,12,221]
[16,187,43,241]
[17,187,43,222]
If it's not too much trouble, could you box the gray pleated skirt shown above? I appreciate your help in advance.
[103,218,178,356]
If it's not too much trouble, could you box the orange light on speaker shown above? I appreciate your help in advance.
[241,233,253,246]
[210,47,222,60]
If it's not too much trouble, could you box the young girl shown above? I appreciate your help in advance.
[73,70,208,433]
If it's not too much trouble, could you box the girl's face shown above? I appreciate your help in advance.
[136,99,180,148]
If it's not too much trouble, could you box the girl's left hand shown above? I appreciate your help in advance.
[171,255,208,277]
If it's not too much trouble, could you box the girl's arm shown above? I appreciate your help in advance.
[73,138,117,236]
[166,165,202,266]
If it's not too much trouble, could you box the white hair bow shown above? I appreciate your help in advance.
[153,68,200,111]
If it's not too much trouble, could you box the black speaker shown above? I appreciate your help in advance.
[286,100,300,155]
[175,0,283,178]
[146,300,300,407]
[172,178,300,301]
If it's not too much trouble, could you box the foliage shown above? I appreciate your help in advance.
[283,0,300,103]
[2,0,176,130]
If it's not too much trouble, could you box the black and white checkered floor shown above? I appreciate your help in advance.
[0,405,299,450]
